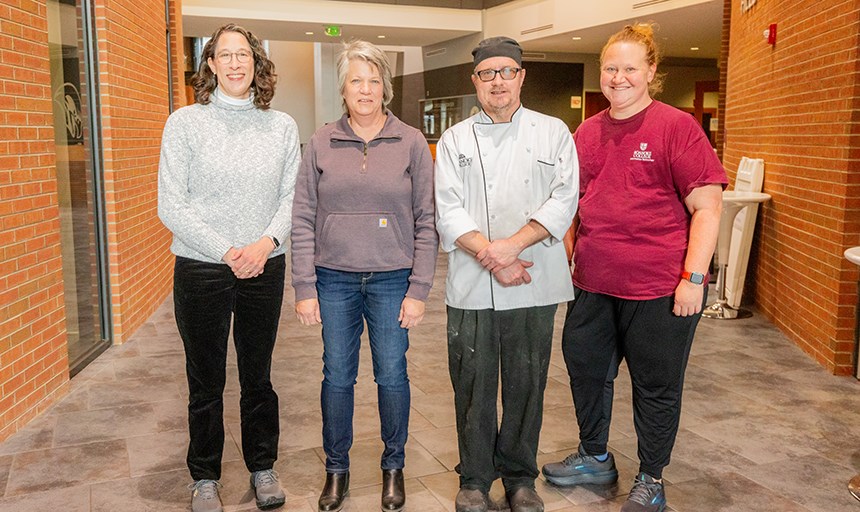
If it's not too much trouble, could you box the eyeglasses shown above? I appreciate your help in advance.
[474,66,522,82]
[215,50,252,65]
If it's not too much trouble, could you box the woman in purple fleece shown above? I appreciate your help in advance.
[289,40,437,512]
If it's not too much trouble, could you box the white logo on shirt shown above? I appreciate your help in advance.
[631,142,654,162]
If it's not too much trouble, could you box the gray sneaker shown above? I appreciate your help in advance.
[189,479,223,512]
[541,446,619,486]
[620,472,666,512]
[250,469,286,510]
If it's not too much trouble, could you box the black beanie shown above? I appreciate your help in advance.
[472,36,523,68]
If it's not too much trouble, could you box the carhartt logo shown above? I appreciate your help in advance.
[631,142,654,162]
[458,154,472,168]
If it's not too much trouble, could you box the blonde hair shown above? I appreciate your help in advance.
[601,22,665,96]
[336,40,394,112]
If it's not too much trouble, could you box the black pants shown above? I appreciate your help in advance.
[173,254,285,481]
[562,286,705,479]
[447,305,557,493]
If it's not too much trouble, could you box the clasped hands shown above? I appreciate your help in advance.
[476,238,532,287]
[222,237,275,279]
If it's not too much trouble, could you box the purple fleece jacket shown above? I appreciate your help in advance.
[290,112,438,301]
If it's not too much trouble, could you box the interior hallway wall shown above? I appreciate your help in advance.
[97,0,183,344]
[722,0,860,375]
[268,40,315,144]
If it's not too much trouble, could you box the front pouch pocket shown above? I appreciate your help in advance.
[317,212,411,269]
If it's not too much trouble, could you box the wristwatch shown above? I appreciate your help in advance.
[681,271,705,285]
[267,235,280,249]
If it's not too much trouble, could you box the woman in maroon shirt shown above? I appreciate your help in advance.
[541,23,727,512]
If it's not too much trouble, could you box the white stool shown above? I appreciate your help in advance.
[702,191,771,320]
[843,247,860,502]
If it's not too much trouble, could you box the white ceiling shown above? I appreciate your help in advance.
[522,1,723,59]
[183,0,723,60]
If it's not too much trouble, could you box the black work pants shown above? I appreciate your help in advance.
[447,304,557,492]
[173,254,284,481]
[562,286,705,479]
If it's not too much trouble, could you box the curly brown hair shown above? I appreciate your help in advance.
[191,23,277,110]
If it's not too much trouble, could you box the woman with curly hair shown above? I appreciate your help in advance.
[158,23,300,512]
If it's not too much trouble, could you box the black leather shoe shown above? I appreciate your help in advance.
[381,469,405,511]
[507,486,544,512]
[318,472,349,512]
[455,488,489,512]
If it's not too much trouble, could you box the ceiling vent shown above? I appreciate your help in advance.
[633,0,671,8]
[522,52,547,60]
[424,48,447,57]
[521,24,553,35]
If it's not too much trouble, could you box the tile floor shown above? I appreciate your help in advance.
[0,254,858,511]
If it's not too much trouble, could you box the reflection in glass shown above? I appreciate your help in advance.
[47,0,109,373]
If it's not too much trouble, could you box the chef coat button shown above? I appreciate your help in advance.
[488,184,493,189]
[524,179,529,184]
[491,215,496,220]
[526,147,531,153]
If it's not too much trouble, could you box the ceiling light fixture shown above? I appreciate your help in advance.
[571,36,582,40]
[690,47,699,51]
[377,35,386,39]
[305,31,314,35]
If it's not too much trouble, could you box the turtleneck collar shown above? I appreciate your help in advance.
[211,87,256,111]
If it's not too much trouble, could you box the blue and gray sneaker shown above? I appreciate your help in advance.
[620,472,666,512]
[541,446,619,486]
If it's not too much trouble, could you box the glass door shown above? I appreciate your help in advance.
[47,0,111,375]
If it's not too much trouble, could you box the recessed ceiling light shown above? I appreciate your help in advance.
[305,31,314,35]
[377,35,386,39]
[571,36,582,40]
[690,46,700,51]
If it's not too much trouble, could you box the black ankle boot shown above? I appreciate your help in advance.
[381,469,405,511]
[318,471,349,512]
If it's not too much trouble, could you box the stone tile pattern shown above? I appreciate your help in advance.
[0,254,857,511]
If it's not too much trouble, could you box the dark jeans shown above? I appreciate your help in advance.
[562,286,705,479]
[173,254,284,481]
[447,305,557,493]
[316,266,411,472]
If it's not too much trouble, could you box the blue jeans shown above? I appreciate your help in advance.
[316,266,411,472]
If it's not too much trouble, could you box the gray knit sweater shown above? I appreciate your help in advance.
[158,91,300,263]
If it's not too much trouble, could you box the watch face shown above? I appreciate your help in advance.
[690,272,705,285]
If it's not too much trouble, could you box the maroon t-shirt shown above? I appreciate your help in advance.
[572,100,728,300]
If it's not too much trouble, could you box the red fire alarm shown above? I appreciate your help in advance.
[764,23,777,45]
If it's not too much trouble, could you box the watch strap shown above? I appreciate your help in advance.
[681,271,706,285]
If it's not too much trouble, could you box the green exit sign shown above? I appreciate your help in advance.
[324,25,341,37]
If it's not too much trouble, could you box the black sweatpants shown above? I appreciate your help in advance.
[561,286,705,479]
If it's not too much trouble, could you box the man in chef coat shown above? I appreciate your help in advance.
[434,36,579,512]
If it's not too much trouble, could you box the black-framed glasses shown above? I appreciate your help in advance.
[474,66,522,82]
[215,50,252,65]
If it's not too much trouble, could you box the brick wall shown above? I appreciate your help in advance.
[722,0,860,374]
[0,1,70,440]
[0,0,183,441]
[96,0,182,343]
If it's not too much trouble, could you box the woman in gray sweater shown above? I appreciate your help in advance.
[157,23,299,512]
[291,40,437,512]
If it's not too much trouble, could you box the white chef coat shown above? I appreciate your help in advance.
[435,106,578,311]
